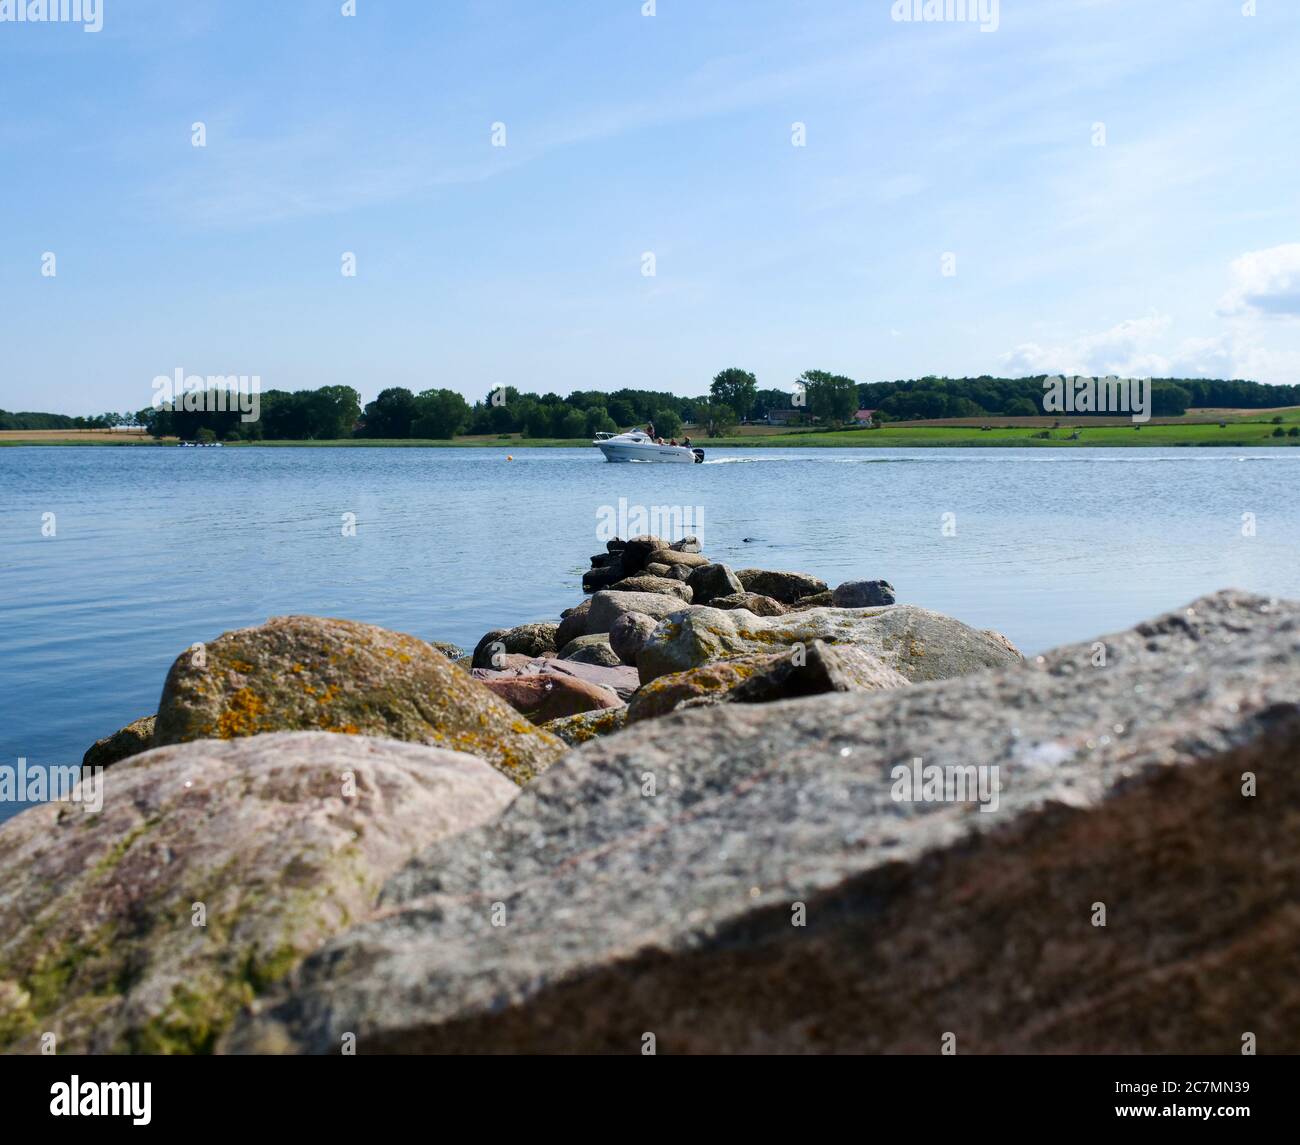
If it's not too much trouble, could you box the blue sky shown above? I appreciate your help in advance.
[2,0,1299,415]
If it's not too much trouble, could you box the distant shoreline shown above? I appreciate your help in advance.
[5,427,1300,449]
[5,406,1300,451]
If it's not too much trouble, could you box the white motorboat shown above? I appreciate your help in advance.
[594,430,704,463]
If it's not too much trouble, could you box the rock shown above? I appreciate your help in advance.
[686,562,743,605]
[669,536,702,553]
[831,580,897,608]
[727,640,910,703]
[735,569,829,604]
[627,655,780,723]
[609,612,659,666]
[648,549,709,570]
[588,552,621,569]
[472,656,641,703]
[636,604,1021,684]
[709,592,787,616]
[471,623,559,668]
[555,599,593,650]
[429,641,467,660]
[556,635,623,667]
[606,539,626,553]
[607,575,693,602]
[0,732,516,1054]
[540,707,629,747]
[153,616,564,785]
[644,562,672,577]
[224,591,1300,1054]
[470,629,507,669]
[581,566,625,593]
[786,590,834,610]
[618,536,668,577]
[537,658,640,701]
[586,590,690,635]
[498,622,560,661]
[627,641,908,723]
[82,715,155,770]
[478,675,622,724]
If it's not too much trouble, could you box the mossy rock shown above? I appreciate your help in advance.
[154,615,564,785]
[0,732,517,1053]
[82,715,156,770]
[627,655,780,723]
[540,707,629,746]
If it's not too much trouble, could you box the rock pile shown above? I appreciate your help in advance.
[10,539,1289,1056]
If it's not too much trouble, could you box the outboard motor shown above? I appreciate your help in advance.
[692,448,705,464]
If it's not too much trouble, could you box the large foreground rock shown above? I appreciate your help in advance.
[153,616,564,784]
[0,733,517,1054]
[224,591,1300,1053]
[636,604,1021,684]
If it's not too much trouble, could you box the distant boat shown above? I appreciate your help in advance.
[176,441,224,448]
[595,430,703,464]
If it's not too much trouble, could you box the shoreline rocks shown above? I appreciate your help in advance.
[33,536,1282,1057]
[223,591,1300,1055]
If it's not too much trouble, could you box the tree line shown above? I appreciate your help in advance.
[8,370,1296,441]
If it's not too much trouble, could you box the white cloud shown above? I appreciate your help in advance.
[1217,243,1300,318]
[1001,315,1300,384]
[1001,315,1173,377]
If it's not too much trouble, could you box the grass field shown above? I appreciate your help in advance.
[0,429,170,445]
[5,408,1299,448]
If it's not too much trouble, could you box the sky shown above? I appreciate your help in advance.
[1,0,1299,416]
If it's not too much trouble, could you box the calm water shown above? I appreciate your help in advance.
[3,444,1298,824]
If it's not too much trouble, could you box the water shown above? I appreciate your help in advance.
[3,444,1298,824]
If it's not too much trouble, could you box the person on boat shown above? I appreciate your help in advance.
[683,435,692,447]
[645,421,655,438]
[669,437,678,447]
